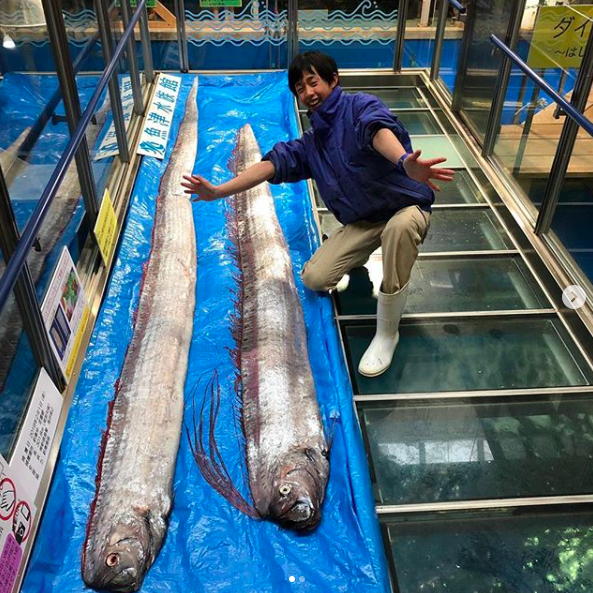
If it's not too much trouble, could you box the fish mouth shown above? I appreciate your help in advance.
[276,498,321,532]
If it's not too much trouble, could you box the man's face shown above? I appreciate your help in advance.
[295,68,338,112]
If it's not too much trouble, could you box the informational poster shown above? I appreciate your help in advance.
[40,248,89,382]
[137,74,182,160]
[11,369,63,501]
[0,455,36,593]
[527,5,593,68]
[199,0,242,6]
[94,75,135,161]
[94,188,119,266]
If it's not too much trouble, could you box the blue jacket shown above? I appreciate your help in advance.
[262,86,435,225]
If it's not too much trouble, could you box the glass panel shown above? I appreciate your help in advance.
[319,208,514,252]
[397,111,443,135]
[343,316,593,394]
[385,510,593,593]
[551,202,593,286]
[436,0,465,96]
[423,209,514,252]
[434,169,486,205]
[187,0,288,69]
[410,135,472,168]
[456,0,516,140]
[491,6,593,214]
[297,1,396,69]
[336,255,550,315]
[360,394,593,505]
[0,281,41,459]
[346,88,428,110]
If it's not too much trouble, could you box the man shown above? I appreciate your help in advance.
[182,52,453,377]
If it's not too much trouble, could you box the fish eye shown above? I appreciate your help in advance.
[279,484,292,496]
[106,553,120,568]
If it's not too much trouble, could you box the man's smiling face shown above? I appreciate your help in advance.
[295,68,339,112]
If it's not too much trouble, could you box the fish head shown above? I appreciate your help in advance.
[267,446,329,532]
[82,508,154,592]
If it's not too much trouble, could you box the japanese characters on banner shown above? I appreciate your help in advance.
[527,5,593,69]
[137,74,182,159]
[40,248,90,382]
[11,369,63,501]
[94,75,135,161]
[0,455,36,593]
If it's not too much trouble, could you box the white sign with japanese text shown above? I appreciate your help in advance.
[137,74,182,160]
[94,75,135,161]
[11,369,63,501]
[0,455,36,593]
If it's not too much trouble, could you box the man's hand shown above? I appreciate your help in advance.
[402,150,454,192]
[181,174,222,202]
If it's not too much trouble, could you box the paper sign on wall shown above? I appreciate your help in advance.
[0,455,36,593]
[11,369,63,501]
[94,75,135,161]
[527,5,593,68]
[40,249,89,382]
[137,74,182,160]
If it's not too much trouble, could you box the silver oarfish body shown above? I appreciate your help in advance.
[192,124,329,531]
[82,79,198,592]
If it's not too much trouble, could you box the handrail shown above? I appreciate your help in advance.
[0,0,147,314]
[490,35,593,138]
[448,0,466,14]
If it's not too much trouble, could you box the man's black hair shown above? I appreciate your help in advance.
[288,52,339,96]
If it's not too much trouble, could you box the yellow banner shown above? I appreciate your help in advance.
[528,5,593,69]
[65,305,90,380]
[94,188,118,266]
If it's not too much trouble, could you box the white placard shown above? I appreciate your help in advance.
[94,75,134,161]
[40,248,89,381]
[137,74,182,160]
[0,455,36,593]
[11,369,63,501]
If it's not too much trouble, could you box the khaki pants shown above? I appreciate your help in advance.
[302,205,431,294]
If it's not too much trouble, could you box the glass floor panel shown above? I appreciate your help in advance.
[385,510,593,593]
[423,209,515,252]
[434,169,486,205]
[343,317,593,394]
[346,87,428,109]
[360,394,593,505]
[395,111,443,135]
[336,256,550,316]
[410,135,469,168]
[320,209,514,253]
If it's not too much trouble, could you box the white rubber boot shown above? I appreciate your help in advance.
[358,284,408,377]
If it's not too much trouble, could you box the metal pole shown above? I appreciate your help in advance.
[553,69,568,119]
[430,0,449,80]
[535,29,593,235]
[451,0,475,112]
[393,0,409,71]
[512,78,541,176]
[173,0,189,72]
[94,0,131,163]
[139,1,154,83]
[41,0,99,225]
[287,0,298,67]
[481,0,528,156]
[0,169,63,390]
[120,0,144,115]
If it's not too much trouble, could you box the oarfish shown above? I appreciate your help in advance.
[82,79,198,592]
[191,124,329,531]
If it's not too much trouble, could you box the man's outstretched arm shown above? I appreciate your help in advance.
[181,161,276,202]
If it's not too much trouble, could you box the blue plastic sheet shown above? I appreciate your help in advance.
[23,72,390,593]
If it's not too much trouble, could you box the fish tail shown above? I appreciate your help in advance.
[186,371,259,519]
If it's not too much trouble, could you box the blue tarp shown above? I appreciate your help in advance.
[23,72,390,593]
